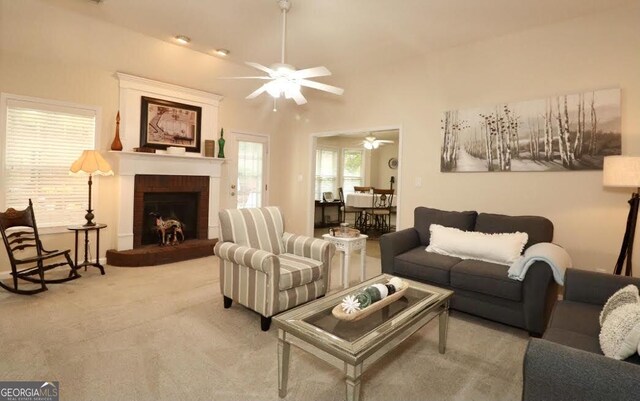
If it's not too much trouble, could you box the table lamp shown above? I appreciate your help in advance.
[69,150,114,227]
[603,156,640,276]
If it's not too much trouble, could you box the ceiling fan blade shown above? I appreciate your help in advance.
[290,90,307,105]
[219,76,272,80]
[299,79,344,95]
[378,140,395,143]
[245,62,276,76]
[291,66,332,79]
[246,83,270,100]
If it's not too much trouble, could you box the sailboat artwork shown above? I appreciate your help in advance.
[139,96,203,153]
[440,88,621,172]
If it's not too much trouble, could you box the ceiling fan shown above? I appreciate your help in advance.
[222,0,344,108]
[362,136,394,150]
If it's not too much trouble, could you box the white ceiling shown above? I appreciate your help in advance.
[46,0,631,81]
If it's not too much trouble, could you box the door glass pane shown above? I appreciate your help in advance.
[237,140,264,208]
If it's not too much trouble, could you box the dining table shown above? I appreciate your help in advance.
[345,192,398,208]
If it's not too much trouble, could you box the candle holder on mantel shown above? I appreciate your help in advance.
[110,111,123,151]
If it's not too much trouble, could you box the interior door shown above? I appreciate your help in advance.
[232,133,269,209]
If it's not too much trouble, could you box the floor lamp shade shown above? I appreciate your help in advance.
[69,150,114,227]
[603,156,640,276]
[603,156,640,188]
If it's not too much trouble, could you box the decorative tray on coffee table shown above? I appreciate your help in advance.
[331,281,409,322]
[330,227,361,238]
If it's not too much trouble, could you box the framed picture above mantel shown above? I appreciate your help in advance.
[139,96,202,153]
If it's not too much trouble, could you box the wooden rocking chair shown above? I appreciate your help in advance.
[0,199,80,295]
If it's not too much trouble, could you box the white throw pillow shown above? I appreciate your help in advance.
[599,285,640,327]
[599,303,640,360]
[425,224,528,265]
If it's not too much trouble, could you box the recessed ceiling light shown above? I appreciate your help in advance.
[174,35,191,45]
[215,49,230,57]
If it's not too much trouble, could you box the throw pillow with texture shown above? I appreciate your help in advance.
[599,303,640,360]
[599,285,640,327]
[425,224,528,265]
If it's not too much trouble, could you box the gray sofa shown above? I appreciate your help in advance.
[522,269,640,401]
[380,207,557,335]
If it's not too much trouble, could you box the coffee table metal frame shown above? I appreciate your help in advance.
[273,274,453,401]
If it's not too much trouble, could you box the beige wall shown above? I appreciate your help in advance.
[0,0,286,267]
[277,3,640,273]
[369,141,399,189]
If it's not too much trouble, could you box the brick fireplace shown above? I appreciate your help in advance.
[133,175,209,247]
[107,151,224,252]
[106,72,224,264]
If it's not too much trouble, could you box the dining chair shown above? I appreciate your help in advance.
[367,189,395,234]
[353,186,371,193]
[338,187,363,225]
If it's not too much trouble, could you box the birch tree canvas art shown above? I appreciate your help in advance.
[440,88,621,172]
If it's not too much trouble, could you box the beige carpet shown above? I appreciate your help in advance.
[0,252,527,401]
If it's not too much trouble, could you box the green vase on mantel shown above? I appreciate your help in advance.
[217,128,225,158]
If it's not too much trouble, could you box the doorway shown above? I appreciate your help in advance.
[231,132,269,209]
[309,127,402,245]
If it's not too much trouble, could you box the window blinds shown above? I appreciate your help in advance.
[315,148,339,200]
[4,98,96,228]
[342,149,364,194]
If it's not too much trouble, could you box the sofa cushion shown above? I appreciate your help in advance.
[599,303,640,360]
[474,213,553,249]
[450,259,522,302]
[278,253,322,290]
[544,327,603,354]
[600,285,640,326]
[426,224,528,264]
[414,207,477,246]
[219,207,285,254]
[394,247,461,285]
[548,300,602,337]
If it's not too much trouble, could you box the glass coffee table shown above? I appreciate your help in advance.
[273,274,453,401]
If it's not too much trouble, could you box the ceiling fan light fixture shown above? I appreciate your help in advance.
[364,142,373,150]
[266,83,282,98]
[224,0,342,105]
[215,48,230,56]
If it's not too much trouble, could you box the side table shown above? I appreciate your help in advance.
[322,234,368,289]
[67,223,107,275]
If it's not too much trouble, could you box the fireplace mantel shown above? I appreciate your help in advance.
[107,151,225,251]
[109,151,225,177]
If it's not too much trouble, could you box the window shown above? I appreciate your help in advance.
[342,149,364,195]
[2,94,98,229]
[315,148,338,200]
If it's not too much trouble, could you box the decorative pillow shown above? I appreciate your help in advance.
[425,224,528,265]
[599,303,640,360]
[599,285,640,327]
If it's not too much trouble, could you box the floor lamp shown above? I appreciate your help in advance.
[69,150,114,227]
[603,156,640,276]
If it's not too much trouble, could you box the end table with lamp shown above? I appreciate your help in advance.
[67,223,107,275]
[69,149,114,275]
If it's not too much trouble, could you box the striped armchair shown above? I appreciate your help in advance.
[214,207,335,331]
